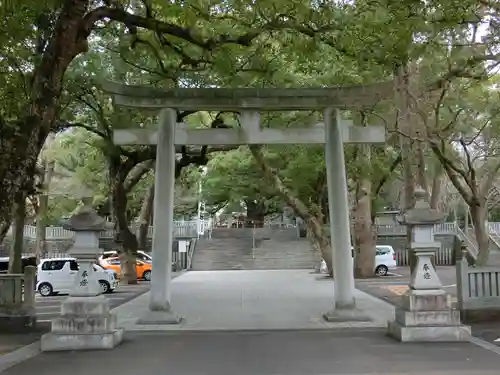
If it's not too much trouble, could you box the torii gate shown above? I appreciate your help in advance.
[103,82,393,324]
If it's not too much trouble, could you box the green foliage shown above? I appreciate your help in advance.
[202,147,280,214]
[1,0,497,227]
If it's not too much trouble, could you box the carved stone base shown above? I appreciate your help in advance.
[41,330,124,351]
[136,310,182,325]
[402,290,451,311]
[41,296,123,351]
[387,321,471,342]
[387,291,471,342]
[323,308,372,322]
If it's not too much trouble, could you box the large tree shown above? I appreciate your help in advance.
[0,0,288,241]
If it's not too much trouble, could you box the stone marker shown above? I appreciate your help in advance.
[387,187,471,342]
[41,201,124,351]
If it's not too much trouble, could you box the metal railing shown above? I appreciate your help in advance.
[488,230,500,251]
[456,226,478,260]
[375,222,459,235]
[6,219,214,240]
[11,220,500,243]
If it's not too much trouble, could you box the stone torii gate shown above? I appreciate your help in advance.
[103,82,393,324]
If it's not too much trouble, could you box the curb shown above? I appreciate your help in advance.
[0,341,41,373]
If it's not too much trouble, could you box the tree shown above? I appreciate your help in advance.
[0,0,289,242]
[202,148,282,224]
[422,81,500,265]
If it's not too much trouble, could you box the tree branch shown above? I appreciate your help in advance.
[429,141,472,203]
[373,153,402,197]
[82,7,268,51]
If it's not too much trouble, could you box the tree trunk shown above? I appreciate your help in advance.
[111,167,138,285]
[248,145,333,273]
[470,202,490,265]
[353,177,375,278]
[35,202,47,263]
[429,169,443,210]
[138,183,155,251]
[396,64,418,273]
[97,160,154,217]
[9,191,26,273]
[245,199,266,227]
[416,142,429,198]
[35,159,54,263]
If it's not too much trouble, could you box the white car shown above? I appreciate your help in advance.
[320,245,397,276]
[37,258,119,297]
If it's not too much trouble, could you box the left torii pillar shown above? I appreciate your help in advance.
[137,108,181,324]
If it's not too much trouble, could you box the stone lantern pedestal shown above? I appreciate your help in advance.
[41,205,124,351]
[387,187,471,342]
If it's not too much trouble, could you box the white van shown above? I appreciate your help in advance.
[320,245,397,276]
[36,258,119,297]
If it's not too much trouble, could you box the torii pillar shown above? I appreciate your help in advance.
[103,82,392,325]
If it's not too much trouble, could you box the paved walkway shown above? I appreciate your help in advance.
[113,270,394,330]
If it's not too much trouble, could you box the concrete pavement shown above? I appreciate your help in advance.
[113,270,394,331]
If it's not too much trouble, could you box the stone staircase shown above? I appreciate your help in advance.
[191,237,255,270]
[251,239,319,269]
[191,228,316,271]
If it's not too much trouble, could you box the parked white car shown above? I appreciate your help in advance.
[320,245,397,276]
[37,258,119,297]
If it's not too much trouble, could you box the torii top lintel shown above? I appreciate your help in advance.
[101,81,394,111]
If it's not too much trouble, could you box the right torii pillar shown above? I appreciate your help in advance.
[323,108,369,321]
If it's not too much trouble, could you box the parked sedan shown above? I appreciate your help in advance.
[320,245,397,276]
[101,257,152,281]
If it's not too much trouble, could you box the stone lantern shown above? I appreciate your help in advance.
[387,187,471,341]
[41,200,124,351]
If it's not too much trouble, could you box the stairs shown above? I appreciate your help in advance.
[191,237,255,270]
[251,239,320,269]
[191,228,316,271]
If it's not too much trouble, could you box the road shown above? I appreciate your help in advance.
[356,266,457,301]
[35,281,151,323]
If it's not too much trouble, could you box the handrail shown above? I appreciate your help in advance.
[456,226,478,258]
[489,230,500,250]
[186,239,197,270]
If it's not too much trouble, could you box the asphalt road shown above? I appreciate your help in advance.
[35,281,151,323]
[5,329,500,375]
